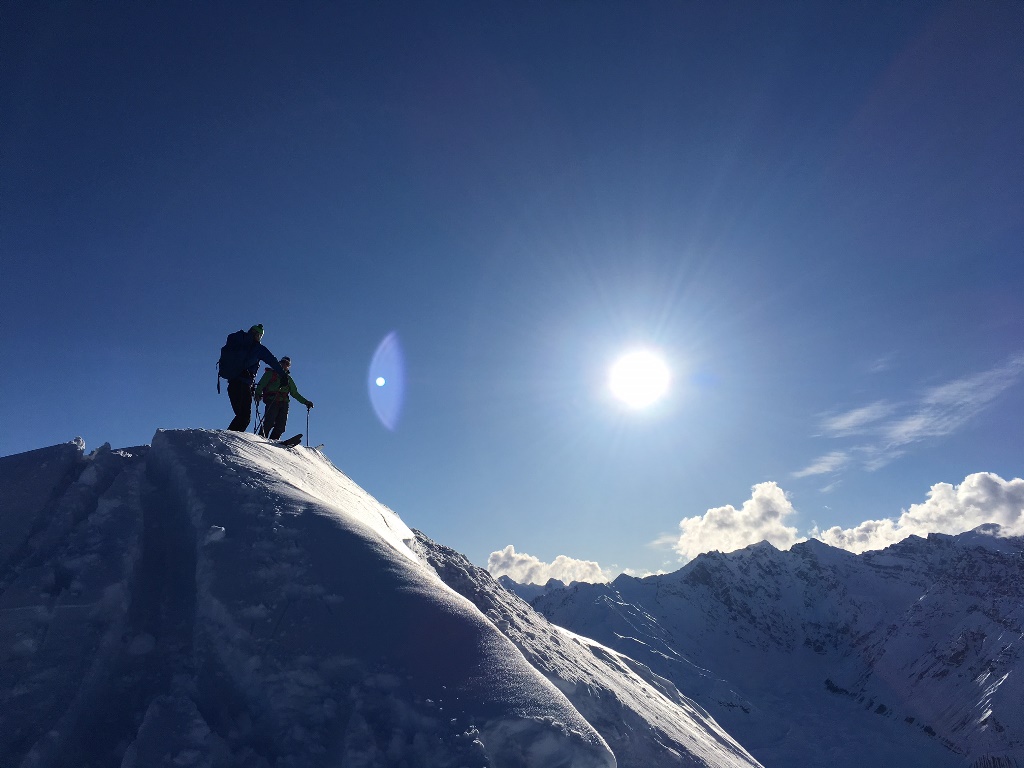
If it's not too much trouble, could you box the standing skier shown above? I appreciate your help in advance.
[218,324,290,432]
[254,356,314,440]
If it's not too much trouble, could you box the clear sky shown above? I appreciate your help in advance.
[3,1,1022,581]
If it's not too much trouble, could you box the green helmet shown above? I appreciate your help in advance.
[249,324,264,339]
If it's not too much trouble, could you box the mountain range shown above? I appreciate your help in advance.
[1,429,1020,767]
[520,527,1024,768]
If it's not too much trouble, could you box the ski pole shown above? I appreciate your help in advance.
[253,399,263,435]
[306,407,309,447]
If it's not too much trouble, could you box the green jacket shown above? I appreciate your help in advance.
[255,369,312,407]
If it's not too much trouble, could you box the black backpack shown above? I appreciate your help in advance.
[216,330,254,391]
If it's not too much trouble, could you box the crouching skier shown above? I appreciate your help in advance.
[254,356,314,440]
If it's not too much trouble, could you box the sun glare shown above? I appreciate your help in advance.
[609,350,671,409]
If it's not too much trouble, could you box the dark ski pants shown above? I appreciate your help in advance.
[260,398,290,440]
[227,377,254,431]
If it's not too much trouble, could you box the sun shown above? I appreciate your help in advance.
[608,350,671,409]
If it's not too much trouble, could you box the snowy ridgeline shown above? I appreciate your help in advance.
[0,430,760,768]
[527,530,1024,768]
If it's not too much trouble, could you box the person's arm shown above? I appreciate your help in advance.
[288,378,313,408]
[257,345,289,379]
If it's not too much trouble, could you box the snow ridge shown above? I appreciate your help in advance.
[2,430,622,767]
[530,533,1024,768]
[414,533,762,768]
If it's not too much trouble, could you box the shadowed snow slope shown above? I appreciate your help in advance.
[1,430,613,767]
[0,429,757,768]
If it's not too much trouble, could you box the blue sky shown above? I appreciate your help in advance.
[2,1,1022,580]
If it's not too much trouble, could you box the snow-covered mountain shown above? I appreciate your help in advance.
[0,430,760,768]
[413,536,758,768]
[528,530,1024,768]
[496,576,568,604]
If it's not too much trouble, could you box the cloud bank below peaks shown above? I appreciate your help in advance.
[487,545,609,585]
[813,472,1024,553]
[673,481,803,561]
[491,474,1024,582]
[667,472,1024,562]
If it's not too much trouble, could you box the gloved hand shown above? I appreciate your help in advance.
[307,401,314,409]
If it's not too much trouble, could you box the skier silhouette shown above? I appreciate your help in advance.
[255,356,314,440]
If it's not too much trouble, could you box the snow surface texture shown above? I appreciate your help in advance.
[528,531,1024,768]
[0,431,614,767]
[412,534,760,768]
[0,429,754,768]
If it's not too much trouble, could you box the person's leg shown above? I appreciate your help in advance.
[269,400,290,440]
[227,379,252,431]
[261,401,280,438]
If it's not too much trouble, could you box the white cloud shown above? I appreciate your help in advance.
[882,355,1024,448]
[868,354,895,374]
[487,545,608,585]
[813,472,1024,553]
[648,532,680,549]
[802,353,1024,476]
[858,444,907,472]
[793,451,849,478]
[674,482,803,561]
[820,402,894,436]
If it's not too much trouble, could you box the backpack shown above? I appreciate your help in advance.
[260,369,291,403]
[216,330,254,392]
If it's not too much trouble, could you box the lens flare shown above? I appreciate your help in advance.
[368,332,405,430]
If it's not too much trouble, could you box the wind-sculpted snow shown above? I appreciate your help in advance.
[414,534,763,768]
[0,440,148,766]
[1,430,616,768]
[530,532,1024,768]
[0,439,90,566]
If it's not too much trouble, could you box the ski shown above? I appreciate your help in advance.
[275,434,303,448]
